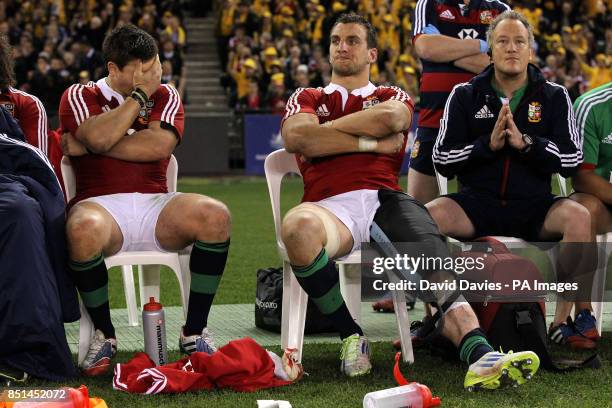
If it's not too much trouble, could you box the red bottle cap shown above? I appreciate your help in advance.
[393,352,441,407]
[415,383,441,408]
[144,297,163,311]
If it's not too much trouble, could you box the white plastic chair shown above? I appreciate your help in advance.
[264,149,413,363]
[61,155,191,364]
[590,174,612,334]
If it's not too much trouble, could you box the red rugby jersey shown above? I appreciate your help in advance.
[0,87,48,154]
[282,82,414,202]
[59,78,184,205]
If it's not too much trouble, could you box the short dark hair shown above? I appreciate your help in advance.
[332,12,378,49]
[0,35,15,89]
[102,24,158,69]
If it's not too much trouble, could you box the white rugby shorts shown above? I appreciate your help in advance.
[310,189,380,256]
[83,192,181,253]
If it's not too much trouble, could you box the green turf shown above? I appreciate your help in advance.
[26,339,611,407]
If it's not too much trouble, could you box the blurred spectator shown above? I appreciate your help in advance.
[264,72,288,114]
[29,53,70,120]
[160,39,186,99]
[570,50,611,90]
[162,12,186,50]
[238,80,262,111]
[78,70,91,86]
[229,57,260,108]
[75,37,105,80]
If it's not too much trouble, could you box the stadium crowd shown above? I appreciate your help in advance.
[218,0,611,112]
[0,0,189,124]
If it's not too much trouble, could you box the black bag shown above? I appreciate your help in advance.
[255,267,335,334]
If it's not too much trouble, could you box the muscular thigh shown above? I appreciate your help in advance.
[156,193,201,250]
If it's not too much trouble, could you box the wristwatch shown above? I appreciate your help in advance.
[521,133,533,153]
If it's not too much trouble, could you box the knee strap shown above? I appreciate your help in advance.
[285,203,342,258]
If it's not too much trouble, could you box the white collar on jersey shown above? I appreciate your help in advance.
[323,82,376,110]
[96,77,125,104]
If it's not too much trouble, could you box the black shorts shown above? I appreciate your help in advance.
[446,192,564,241]
[408,127,438,176]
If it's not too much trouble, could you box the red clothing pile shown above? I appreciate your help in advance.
[113,338,291,394]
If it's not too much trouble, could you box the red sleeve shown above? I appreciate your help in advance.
[379,86,415,113]
[14,92,48,155]
[59,84,103,136]
[281,88,319,128]
[149,84,184,139]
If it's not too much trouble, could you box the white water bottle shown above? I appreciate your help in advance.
[142,297,168,366]
[363,383,441,408]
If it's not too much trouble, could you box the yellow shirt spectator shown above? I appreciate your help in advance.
[515,6,542,35]
[219,4,236,36]
[232,58,258,99]
[581,55,612,90]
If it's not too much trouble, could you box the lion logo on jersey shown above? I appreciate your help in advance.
[527,102,542,123]
[137,100,155,125]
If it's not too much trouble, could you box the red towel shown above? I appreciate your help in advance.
[113,338,291,394]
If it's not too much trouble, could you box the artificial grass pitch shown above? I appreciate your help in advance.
[25,338,611,407]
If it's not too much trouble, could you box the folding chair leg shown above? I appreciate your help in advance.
[339,263,362,325]
[77,301,94,366]
[178,250,192,319]
[139,265,161,309]
[122,265,139,327]
[387,271,414,363]
[592,240,609,335]
[281,260,307,363]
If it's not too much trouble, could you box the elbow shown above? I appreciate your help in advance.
[414,41,433,61]
[282,125,305,154]
[384,104,410,134]
[155,137,176,158]
[76,126,113,153]
[85,137,114,154]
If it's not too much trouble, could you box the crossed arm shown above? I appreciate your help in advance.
[414,34,490,74]
[63,100,177,162]
[282,100,412,158]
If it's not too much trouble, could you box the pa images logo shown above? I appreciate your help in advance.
[528,102,542,123]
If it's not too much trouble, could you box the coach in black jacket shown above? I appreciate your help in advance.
[427,11,599,349]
